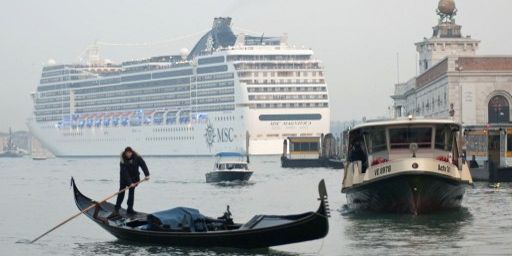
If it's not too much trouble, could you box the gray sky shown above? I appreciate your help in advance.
[1,0,511,132]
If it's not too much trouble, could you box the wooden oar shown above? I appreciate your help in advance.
[30,177,149,244]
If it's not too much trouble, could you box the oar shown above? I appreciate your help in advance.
[30,177,149,244]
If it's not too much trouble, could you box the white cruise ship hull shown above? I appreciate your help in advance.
[28,115,246,157]
[28,105,329,156]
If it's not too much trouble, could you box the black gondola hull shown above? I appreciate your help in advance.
[72,178,329,248]
[96,214,328,248]
[345,174,469,214]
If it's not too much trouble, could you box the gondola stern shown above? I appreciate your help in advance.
[317,179,331,218]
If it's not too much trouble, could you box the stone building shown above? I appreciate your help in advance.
[391,0,512,127]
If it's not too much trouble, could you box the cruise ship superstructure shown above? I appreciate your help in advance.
[28,18,330,156]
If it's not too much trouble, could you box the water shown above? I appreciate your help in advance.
[1,156,512,255]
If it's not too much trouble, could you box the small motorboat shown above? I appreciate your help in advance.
[342,117,473,214]
[71,178,330,248]
[205,152,253,183]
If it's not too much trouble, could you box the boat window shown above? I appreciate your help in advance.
[389,127,432,149]
[363,127,387,153]
[233,164,245,169]
[435,125,454,151]
[291,142,319,152]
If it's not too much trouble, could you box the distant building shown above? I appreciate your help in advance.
[391,0,512,126]
[0,130,30,153]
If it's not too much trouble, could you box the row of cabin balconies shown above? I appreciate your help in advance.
[237,70,324,78]
[239,79,325,85]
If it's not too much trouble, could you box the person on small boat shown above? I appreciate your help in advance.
[111,147,150,217]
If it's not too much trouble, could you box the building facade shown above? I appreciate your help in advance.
[392,0,512,127]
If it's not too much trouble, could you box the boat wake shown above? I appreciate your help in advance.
[338,204,356,216]
[212,180,255,187]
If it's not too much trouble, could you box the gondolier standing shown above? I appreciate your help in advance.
[112,147,150,216]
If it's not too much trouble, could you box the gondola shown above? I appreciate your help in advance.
[72,178,330,248]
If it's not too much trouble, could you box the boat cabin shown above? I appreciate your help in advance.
[213,152,250,172]
[346,118,463,172]
[282,137,321,160]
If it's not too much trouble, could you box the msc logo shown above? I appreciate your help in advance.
[204,122,235,150]
[204,123,216,150]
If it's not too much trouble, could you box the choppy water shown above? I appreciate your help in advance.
[1,156,512,255]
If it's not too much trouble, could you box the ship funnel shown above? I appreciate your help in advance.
[213,17,232,28]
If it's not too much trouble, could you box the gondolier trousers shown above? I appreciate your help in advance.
[115,180,137,211]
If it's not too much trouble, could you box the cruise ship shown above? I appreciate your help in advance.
[28,17,330,156]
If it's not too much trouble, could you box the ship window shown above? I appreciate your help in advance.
[389,127,432,149]
[435,125,454,151]
[363,127,387,153]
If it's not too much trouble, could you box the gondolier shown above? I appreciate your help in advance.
[111,147,150,217]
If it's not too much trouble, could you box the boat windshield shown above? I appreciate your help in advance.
[217,163,248,170]
[389,127,432,149]
[435,125,454,151]
[226,163,247,170]
[363,127,387,153]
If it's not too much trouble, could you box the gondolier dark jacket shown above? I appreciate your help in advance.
[120,153,149,185]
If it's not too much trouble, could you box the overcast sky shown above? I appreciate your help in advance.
[1,0,511,132]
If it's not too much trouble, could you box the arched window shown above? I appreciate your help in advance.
[488,95,510,123]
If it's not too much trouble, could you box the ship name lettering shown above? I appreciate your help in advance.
[270,121,312,126]
[216,128,234,142]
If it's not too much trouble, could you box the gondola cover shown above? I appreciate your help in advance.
[146,207,207,231]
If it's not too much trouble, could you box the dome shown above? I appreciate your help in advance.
[179,48,189,58]
[438,0,456,15]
